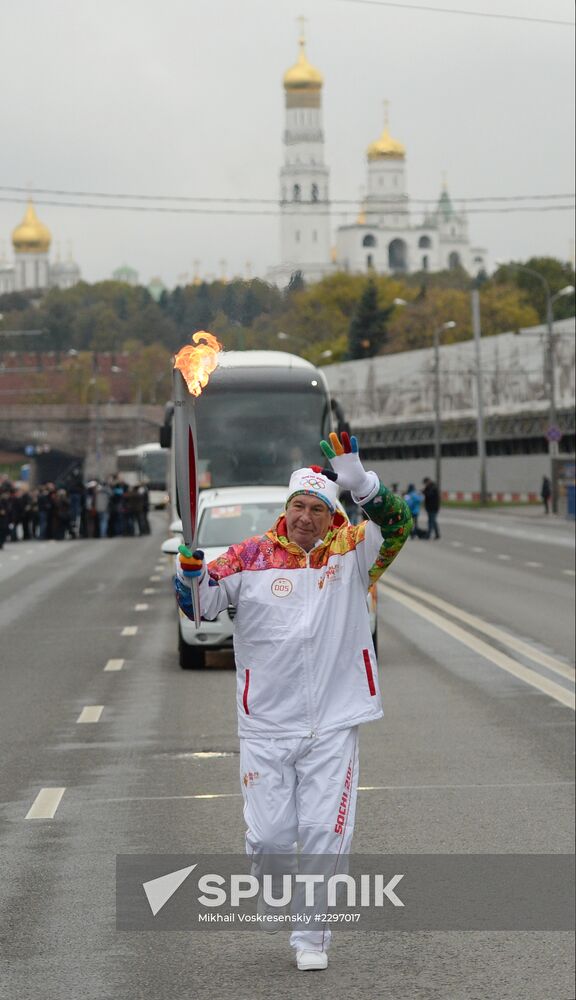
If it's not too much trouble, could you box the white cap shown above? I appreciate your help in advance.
[286,468,339,513]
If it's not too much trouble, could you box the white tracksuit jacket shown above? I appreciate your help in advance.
[177,482,412,738]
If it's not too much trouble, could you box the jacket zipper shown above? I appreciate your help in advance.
[303,550,317,737]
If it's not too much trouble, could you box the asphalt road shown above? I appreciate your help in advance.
[0,508,574,1000]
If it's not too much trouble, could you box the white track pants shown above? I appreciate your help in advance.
[239,726,359,952]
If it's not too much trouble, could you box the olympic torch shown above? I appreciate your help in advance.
[173,332,222,627]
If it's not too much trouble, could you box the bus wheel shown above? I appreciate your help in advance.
[178,628,206,670]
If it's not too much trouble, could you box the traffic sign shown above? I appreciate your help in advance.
[546,426,563,443]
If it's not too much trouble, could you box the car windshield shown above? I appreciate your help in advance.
[197,502,282,547]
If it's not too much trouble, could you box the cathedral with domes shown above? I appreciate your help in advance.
[268,32,487,287]
[0,201,81,295]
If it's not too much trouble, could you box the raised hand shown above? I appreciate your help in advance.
[319,432,375,499]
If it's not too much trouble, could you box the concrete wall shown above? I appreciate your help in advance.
[371,453,551,496]
[0,404,164,480]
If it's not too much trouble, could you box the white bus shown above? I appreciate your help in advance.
[160,350,348,519]
[115,442,169,509]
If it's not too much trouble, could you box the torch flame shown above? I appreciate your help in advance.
[173,331,223,396]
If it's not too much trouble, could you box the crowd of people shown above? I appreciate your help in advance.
[0,476,151,548]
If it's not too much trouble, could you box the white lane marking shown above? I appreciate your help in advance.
[154,565,163,572]
[143,588,157,595]
[357,781,574,792]
[26,787,66,819]
[471,546,485,553]
[563,569,575,577]
[440,515,575,549]
[104,658,124,671]
[384,587,575,709]
[497,554,511,560]
[451,541,463,548]
[525,561,543,568]
[10,555,20,561]
[77,706,104,723]
[96,792,243,802]
[92,781,574,804]
[150,575,161,582]
[121,626,138,636]
[134,603,149,611]
[386,577,575,681]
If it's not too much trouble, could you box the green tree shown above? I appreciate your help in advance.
[347,280,393,359]
[494,257,575,322]
[286,270,305,295]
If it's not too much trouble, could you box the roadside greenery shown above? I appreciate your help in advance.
[0,257,573,403]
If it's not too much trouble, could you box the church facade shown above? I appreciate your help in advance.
[0,201,81,295]
[268,35,487,287]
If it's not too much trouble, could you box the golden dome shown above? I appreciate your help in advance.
[12,201,52,253]
[367,104,405,160]
[283,38,323,90]
[367,126,405,161]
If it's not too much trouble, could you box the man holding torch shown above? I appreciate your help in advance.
[175,428,412,971]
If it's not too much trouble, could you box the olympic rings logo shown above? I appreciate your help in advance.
[301,476,326,489]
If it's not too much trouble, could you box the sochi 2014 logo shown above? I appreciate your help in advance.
[271,577,293,597]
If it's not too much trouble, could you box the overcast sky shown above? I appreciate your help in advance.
[0,0,574,288]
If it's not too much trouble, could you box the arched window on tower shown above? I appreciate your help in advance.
[293,184,301,202]
[418,235,431,249]
[388,238,408,273]
[366,254,374,271]
[448,251,461,270]
[362,234,377,248]
[311,183,319,202]
[422,255,429,271]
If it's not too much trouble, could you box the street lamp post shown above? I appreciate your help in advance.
[497,262,574,513]
[433,320,456,492]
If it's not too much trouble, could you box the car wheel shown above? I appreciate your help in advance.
[371,620,378,659]
[178,627,206,670]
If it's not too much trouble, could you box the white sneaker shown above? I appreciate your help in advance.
[296,949,328,971]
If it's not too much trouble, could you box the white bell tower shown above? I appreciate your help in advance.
[269,23,331,287]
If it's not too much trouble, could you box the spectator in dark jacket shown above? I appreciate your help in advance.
[541,476,552,515]
[422,477,441,540]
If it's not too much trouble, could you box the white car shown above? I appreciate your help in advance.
[162,485,378,669]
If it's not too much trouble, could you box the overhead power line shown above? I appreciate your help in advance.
[0,195,573,218]
[0,184,573,207]
[336,0,574,28]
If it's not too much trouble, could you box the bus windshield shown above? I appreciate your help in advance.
[138,449,168,490]
[196,378,331,487]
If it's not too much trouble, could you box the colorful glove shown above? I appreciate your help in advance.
[177,545,205,587]
[319,432,376,500]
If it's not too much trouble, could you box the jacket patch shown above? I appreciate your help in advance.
[317,563,341,590]
[271,577,293,597]
[242,770,260,788]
